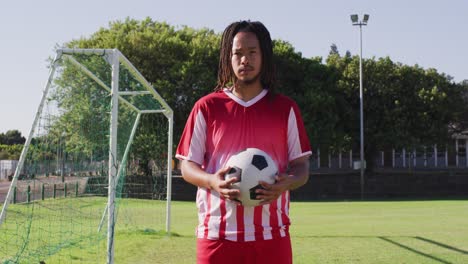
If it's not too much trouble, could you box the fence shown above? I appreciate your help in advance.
[0,160,18,181]
[311,140,468,170]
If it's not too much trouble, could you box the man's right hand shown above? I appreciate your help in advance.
[209,166,241,203]
[180,160,240,204]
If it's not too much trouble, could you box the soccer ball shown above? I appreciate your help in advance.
[225,148,278,206]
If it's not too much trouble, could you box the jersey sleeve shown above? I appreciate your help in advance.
[175,100,207,166]
[287,101,312,161]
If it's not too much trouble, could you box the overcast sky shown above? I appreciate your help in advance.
[1,0,467,136]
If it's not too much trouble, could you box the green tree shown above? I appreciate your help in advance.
[68,18,220,140]
[0,130,25,145]
[62,18,220,174]
[329,43,339,56]
[0,130,25,160]
[0,151,8,160]
[327,52,467,171]
[451,79,468,134]
[275,41,350,155]
[0,144,23,160]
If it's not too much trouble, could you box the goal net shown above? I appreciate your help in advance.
[0,49,173,263]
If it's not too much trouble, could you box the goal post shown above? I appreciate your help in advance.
[0,48,174,263]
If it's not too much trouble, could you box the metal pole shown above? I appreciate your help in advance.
[359,24,365,200]
[107,49,119,264]
[61,134,65,183]
[165,112,174,234]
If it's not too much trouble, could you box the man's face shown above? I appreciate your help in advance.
[231,32,262,86]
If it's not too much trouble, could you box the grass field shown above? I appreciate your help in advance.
[2,199,468,263]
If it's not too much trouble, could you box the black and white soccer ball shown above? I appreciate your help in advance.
[225,148,278,206]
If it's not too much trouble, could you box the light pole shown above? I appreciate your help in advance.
[351,14,369,200]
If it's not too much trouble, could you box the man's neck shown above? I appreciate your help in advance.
[232,82,263,102]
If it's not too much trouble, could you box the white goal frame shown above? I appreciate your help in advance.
[0,48,174,264]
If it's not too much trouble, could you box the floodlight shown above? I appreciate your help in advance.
[363,14,370,23]
[351,14,358,23]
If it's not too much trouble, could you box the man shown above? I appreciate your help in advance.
[176,20,311,264]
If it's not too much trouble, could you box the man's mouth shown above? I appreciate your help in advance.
[239,68,253,74]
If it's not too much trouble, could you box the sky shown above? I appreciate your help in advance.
[1,0,467,136]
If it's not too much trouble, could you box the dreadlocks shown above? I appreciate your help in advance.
[215,20,276,92]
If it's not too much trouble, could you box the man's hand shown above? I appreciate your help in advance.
[256,173,292,205]
[209,166,241,203]
[255,155,310,205]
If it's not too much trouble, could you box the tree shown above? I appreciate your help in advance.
[0,130,25,145]
[63,18,220,174]
[329,43,339,56]
[327,52,467,172]
[274,41,350,155]
[0,144,23,160]
[0,151,8,160]
[451,79,468,134]
[0,130,25,160]
[67,18,220,140]
[131,114,169,176]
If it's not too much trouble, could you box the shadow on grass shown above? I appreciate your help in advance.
[414,236,468,255]
[295,235,466,264]
[119,228,185,237]
[379,237,452,264]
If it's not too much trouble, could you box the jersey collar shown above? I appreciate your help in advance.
[223,88,268,107]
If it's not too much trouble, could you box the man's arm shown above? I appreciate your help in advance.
[285,155,310,190]
[180,160,240,201]
[257,155,310,204]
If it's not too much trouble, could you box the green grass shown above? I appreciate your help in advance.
[2,199,468,263]
[290,201,468,263]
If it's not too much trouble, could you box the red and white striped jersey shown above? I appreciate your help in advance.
[176,88,311,242]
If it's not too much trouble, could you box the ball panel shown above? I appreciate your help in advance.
[225,166,242,183]
[251,154,268,170]
[249,184,264,200]
[227,167,237,174]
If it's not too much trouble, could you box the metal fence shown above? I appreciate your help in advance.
[312,140,468,170]
[0,160,18,180]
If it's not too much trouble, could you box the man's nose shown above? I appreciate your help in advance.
[241,55,249,65]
